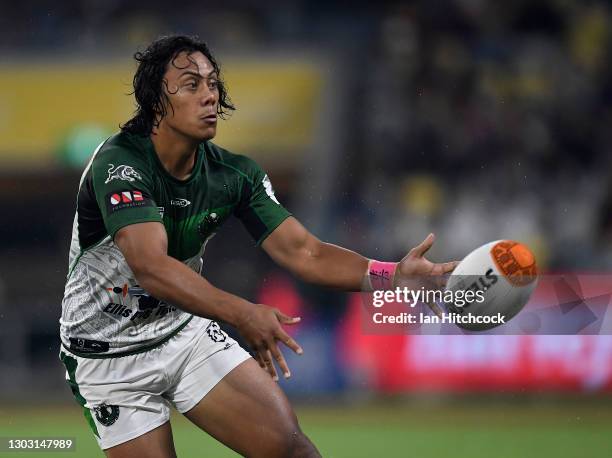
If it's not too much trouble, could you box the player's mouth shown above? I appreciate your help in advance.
[200,114,217,124]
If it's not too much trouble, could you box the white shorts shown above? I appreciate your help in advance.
[59,316,251,450]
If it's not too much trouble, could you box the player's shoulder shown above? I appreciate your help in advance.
[205,142,262,181]
[92,131,152,167]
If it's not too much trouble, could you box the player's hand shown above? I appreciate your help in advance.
[396,233,459,317]
[235,304,303,381]
[396,233,459,287]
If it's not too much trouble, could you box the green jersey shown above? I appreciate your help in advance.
[60,131,291,357]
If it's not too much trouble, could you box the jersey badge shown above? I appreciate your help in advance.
[105,163,142,184]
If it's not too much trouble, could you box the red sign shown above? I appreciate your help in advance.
[338,294,612,393]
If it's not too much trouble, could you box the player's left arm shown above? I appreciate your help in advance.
[262,216,459,291]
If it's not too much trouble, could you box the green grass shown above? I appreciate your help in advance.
[1,402,611,457]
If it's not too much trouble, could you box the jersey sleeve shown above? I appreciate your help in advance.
[234,157,292,245]
[91,146,162,239]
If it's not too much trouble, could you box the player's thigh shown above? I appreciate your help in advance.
[183,358,318,457]
[60,349,174,452]
[105,422,176,458]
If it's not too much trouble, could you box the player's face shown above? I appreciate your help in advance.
[160,51,219,141]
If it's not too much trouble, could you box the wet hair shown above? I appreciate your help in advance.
[121,35,235,135]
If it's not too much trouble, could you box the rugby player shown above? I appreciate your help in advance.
[59,35,457,458]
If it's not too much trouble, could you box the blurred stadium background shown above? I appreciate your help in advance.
[1,0,612,456]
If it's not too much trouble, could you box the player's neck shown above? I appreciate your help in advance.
[150,126,199,181]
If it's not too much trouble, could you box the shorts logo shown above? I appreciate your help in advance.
[205,321,227,342]
[93,404,120,427]
[105,164,142,184]
[106,190,152,213]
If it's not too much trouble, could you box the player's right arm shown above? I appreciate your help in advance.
[114,221,302,380]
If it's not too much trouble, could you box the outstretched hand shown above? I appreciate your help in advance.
[397,233,459,280]
[235,304,303,381]
[395,233,459,317]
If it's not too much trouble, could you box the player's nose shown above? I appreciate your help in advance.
[201,88,217,106]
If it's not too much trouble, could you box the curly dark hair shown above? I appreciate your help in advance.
[121,35,235,135]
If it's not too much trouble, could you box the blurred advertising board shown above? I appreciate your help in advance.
[0,59,322,168]
[0,63,133,163]
[339,288,612,393]
[258,272,612,393]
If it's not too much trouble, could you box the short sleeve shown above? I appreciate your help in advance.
[234,158,292,245]
[91,147,162,238]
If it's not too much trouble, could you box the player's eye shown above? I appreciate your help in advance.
[185,80,198,90]
[207,79,219,90]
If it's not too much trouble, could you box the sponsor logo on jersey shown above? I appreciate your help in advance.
[263,174,280,205]
[205,321,228,342]
[170,198,191,207]
[107,284,128,297]
[103,284,176,322]
[106,190,153,213]
[128,286,162,311]
[68,337,110,353]
[93,404,120,427]
[103,302,133,318]
[105,164,142,184]
[109,190,143,205]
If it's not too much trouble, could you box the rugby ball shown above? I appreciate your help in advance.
[444,240,538,331]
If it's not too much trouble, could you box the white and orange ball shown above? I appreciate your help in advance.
[445,240,538,330]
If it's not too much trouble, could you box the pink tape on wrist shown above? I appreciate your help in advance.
[368,260,398,290]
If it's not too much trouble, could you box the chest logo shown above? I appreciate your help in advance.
[105,164,142,184]
[170,198,191,207]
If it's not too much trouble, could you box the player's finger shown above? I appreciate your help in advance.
[256,344,277,380]
[265,350,279,381]
[430,261,460,288]
[269,341,291,379]
[257,349,276,379]
[430,274,447,289]
[410,233,435,257]
[275,310,301,325]
[276,328,303,355]
[253,350,266,369]
[441,261,460,273]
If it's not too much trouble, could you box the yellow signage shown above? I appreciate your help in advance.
[0,63,134,163]
[0,59,323,167]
